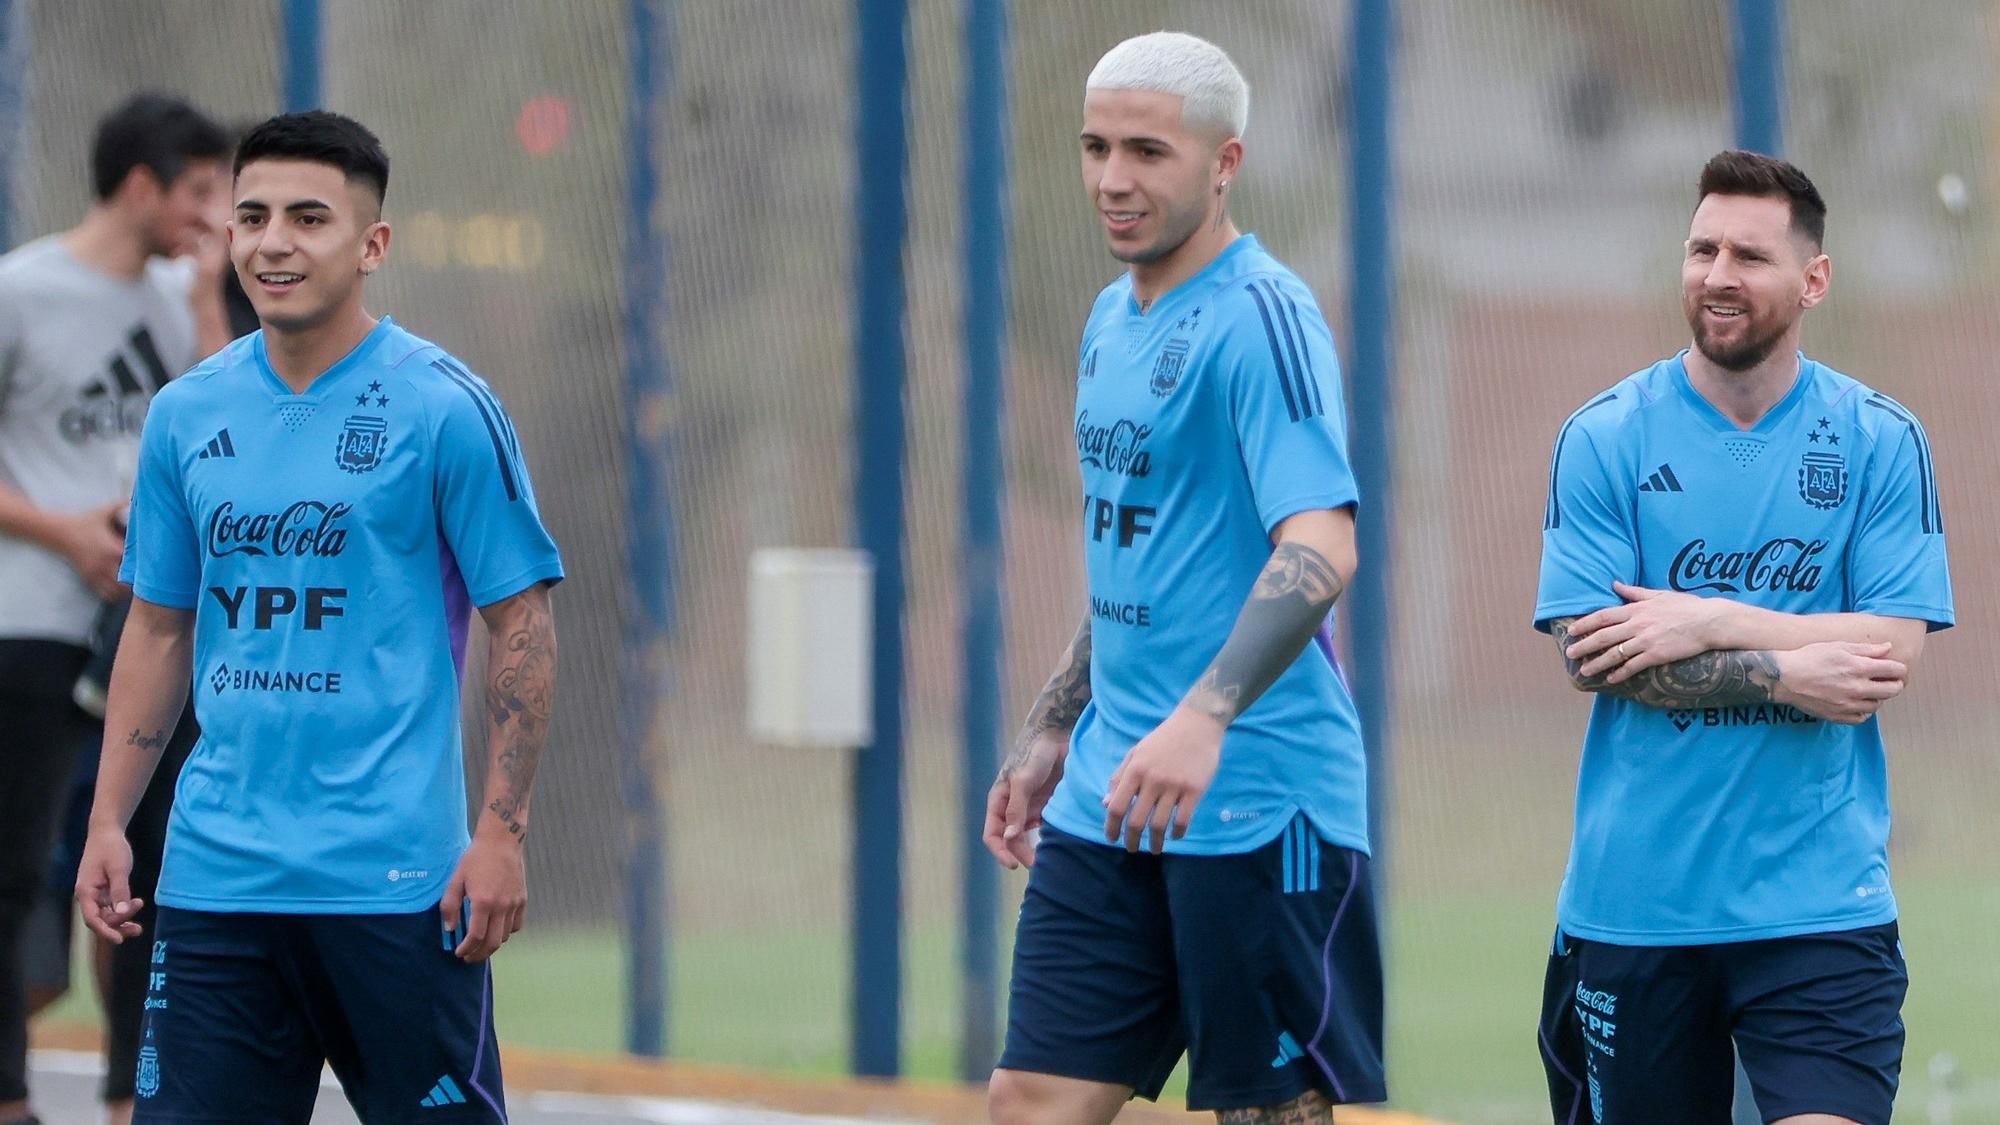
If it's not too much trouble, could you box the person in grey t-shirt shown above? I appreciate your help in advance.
[0,93,229,1125]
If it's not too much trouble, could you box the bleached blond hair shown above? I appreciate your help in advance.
[1085,32,1250,138]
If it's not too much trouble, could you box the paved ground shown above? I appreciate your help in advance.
[28,1049,895,1125]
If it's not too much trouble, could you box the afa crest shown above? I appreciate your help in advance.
[136,1046,161,1098]
[1150,338,1191,398]
[336,415,388,475]
[1798,451,1847,510]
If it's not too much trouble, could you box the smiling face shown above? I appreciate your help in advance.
[229,158,389,334]
[1681,192,1829,372]
[1080,87,1237,270]
[130,158,227,259]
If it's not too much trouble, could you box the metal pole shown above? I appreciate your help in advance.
[1730,5,1783,1120]
[957,0,1009,1084]
[1732,0,1785,154]
[280,0,321,112]
[619,0,675,1058]
[851,0,911,1080]
[0,0,23,250]
[1346,0,1397,872]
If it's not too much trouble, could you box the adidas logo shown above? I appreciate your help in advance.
[1637,463,1683,493]
[196,429,237,459]
[1270,1030,1306,1069]
[419,1075,467,1108]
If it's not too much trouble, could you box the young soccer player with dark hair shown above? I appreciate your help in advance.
[0,92,231,1125]
[74,110,563,1123]
[1535,150,1953,1125]
[984,32,1384,1125]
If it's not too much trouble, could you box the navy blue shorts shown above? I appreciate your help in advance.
[1539,922,1907,1125]
[999,817,1385,1111]
[132,906,506,1123]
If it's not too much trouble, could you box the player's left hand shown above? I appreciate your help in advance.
[1565,582,1733,683]
[442,829,527,963]
[1103,705,1224,854]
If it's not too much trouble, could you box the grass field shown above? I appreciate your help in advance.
[47,875,1993,1122]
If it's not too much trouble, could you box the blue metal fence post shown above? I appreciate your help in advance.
[620,0,675,1059]
[1732,0,1786,154]
[1346,0,1397,870]
[0,0,23,250]
[958,0,1009,1084]
[280,0,321,112]
[1730,5,1784,1120]
[852,0,912,1080]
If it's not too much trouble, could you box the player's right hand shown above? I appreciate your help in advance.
[59,502,129,600]
[1773,641,1907,725]
[76,828,143,944]
[983,731,1068,871]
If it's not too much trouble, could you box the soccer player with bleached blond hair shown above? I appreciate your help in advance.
[983,30,1384,1125]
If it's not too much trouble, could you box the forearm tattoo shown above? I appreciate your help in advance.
[1548,617,1779,710]
[1185,541,1345,725]
[126,727,169,752]
[1000,617,1092,776]
[484,590,558,840]
[1216,1089,1332,1124]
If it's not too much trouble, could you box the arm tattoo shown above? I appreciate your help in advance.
[1185,541,1345,725]
[1548,616,1780,710]
[1216,1089,1332,1124]
[126,727,169,752]
[483,588,558,840]
[1000,617,1091,776]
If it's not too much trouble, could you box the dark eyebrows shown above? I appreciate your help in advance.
[1078,131,1174,151]
[235,198,333,214]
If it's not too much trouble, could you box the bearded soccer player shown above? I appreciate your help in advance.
[73,111,563,1123]
[983,32,1384,1125]
[1535,151,1952,1125]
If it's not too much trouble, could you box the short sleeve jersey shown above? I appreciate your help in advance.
[1535,353,1952,945]
[121,318,565,912]
[1041,235,1367,856]
[0,237,198,644]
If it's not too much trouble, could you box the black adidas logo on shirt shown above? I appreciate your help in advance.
[1637,463,1683,493]
[196,429,237,459]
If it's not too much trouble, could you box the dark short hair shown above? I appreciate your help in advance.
[1697,149,1827,249]
[233,111,390,204]
[90,94,231,200]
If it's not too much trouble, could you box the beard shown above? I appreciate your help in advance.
[1109,196,1209,267]
[1687,303,1792,372]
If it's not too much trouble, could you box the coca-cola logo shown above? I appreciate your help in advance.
[1668,536,1827,594]
[206,500,353,558]
[1074,410,1153,478]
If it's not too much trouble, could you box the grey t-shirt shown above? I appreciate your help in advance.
[0,236,197,644]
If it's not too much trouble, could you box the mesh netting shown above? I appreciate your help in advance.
[10,2,2000,1118]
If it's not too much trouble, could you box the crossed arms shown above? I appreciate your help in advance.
[1547,580,1924,724]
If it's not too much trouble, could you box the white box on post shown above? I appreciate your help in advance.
[746,548,874,749]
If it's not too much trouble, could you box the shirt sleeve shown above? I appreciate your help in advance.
[1848,410,1953,629]
[120,394,201,608]
[1534,410,1635,632]
[1220,278,1359,533]
[430,362,565,606]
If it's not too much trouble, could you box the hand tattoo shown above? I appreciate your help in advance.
[1549,617,1779,709]
[1185,541,1345,725]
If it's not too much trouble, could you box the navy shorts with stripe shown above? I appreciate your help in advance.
[1539,922,1907,1125]
[999,816,1385,1111]
[132,906,505,1124]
